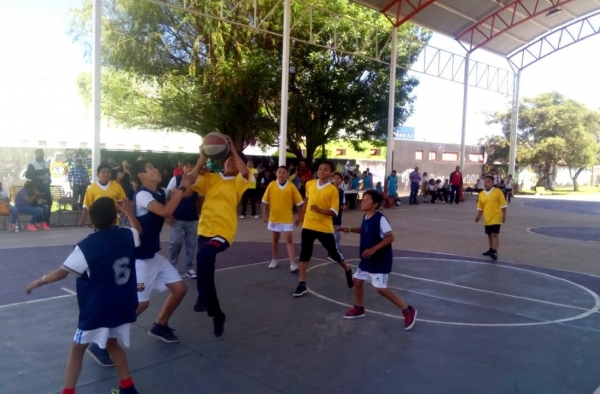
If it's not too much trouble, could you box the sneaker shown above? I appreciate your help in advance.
[41,222,51,230]
[148,323,179,343]
[252,215,260,219]
[8,224,16,232]
[193,296,208,312]
[268,260,278,269]
[326,255,336,262]
[293,282,308,297]
[345,268,354,288]
[343,306,365,319]
[490,252,498,261]
[213,313,226,337]
[26,224,37,232]
[290,261,299,273]
[86,343,114,367]
[403,306,417,331]
[110,387,138,394]
[482,250,492,256]
[186,269,198,279]
[239,215,245,219]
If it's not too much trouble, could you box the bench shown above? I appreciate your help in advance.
[50,185,80,226]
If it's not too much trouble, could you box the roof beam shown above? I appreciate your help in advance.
[507,9,600,70]
[456,0,576,53]
[380,0,437,27]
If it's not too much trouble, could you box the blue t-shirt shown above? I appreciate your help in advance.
[134,187,167,260]
[358,211,393,274]
[387,175,398,195]
[15,188,32,208]
[333,188,345,226]
[351,177,360,190]
[73,227,138,330]
[363,175,373,189]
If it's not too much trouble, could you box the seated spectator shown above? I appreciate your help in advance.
[442,179,451,202]
[0,182,19,232]
[375,181,383,194]
[426,179,437,204]
[340,175,351,191]
[351,174,360,190]
[15,181,51,232]
[434,179,444,203]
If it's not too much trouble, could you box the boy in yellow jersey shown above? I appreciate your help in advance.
[80,164,126,228]
[190,142,252,337]
[293,161,354,297]
[475,175,507,261]
[262,166,304,272]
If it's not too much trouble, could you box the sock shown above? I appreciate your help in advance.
[63,388,75,394]
[299,281,306,285]
[119,377,134,389]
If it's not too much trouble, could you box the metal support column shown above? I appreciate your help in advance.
[278,0,291,166]
[459,53,470,171]
[92,0,102,181]
[385,27,398,176]
[508,69,521,178]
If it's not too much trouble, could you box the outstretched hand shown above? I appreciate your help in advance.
[117,198,134,217]
[180,173,197,188]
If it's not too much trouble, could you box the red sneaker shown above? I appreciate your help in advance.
[343,306,365,319]
[26,224,37,232]
[403,306,417,331]
[41,222,51,230]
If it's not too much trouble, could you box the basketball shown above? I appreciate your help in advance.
[201,132,230,161]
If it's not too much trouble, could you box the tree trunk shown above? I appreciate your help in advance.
[571,167,585,192]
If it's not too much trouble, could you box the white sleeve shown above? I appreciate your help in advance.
[135,190,156,216]
[129,228,141,247]
[379,216,392,238]
[162,187,170,199]
[61,246,88,277]
[166,177,177,191]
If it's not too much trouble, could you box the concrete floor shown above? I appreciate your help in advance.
[1,194,600,393]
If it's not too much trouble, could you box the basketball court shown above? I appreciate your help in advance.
[2,195,600,393]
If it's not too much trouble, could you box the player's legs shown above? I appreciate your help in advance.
[333,225,342,251]
[317,231,351,274]
[64,342,88,390]
[491,233,500,250]
[105,338,137,393]
[240,190,250,216]
[353,278,365,307]
[283,230,296,266]
[271,231,280,261]
[298,229,316,283]
[371,274,417,330]
[376,288,408,310]
[156,280,187,326]
[183,220,198,274]
[249,189,258,216]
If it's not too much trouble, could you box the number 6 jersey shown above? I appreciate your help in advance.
[62,227,140,331]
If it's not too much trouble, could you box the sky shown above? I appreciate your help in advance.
[1,0,599,147]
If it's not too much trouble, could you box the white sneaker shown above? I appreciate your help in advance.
[252,215,260,219]
[290,261,299,273]
[268,260,278,269]
[239,215,245,219]
[186,269,198,279]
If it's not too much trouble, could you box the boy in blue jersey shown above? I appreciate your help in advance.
[25,197,141,394]
[337,190,417,331]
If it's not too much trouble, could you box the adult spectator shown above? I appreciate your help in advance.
[289,165,301,190]
[0,182,19,232]
[409,167,421,205]
[68,158,90,210]
[173,159,185,177]
[119,160,132,196]
[449,166,463,205]
[16,181,50,231]
[297,161,312,184]
[25,149,52,213]
[107,158,120,180]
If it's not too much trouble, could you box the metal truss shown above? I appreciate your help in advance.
[508,10,600,70]
[456,0,574,53]
[380,0,437,28]
[144,0,513,93]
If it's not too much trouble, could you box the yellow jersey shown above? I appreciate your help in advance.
[83,181,126,209]
[262,181,303,224]
[247,168,259,189]
[192,172,252,245]
[302,179,339,233]
[477,187,507,225]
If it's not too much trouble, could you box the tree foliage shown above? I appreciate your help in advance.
[485,92,600,190]
[70,0,428,159]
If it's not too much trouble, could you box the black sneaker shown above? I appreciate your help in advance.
[293,282,308,297]
[194,296,208,313]
[345,269,354,288]
[110,386,138,394]
[148,323,179,343]
[86,343,114,367]
[490,252,498,261]
[482,250,492,256]
[213,313,226,337]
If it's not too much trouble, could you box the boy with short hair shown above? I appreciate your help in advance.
[80,163,126,228]
[262,166,304,271]
[190,143,253,337]
[26,197,141,394]
[293,161,354,297]
[475,175,507,261]
[337,190,417,330]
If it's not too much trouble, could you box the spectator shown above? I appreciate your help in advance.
[240,160,260,219]
[426,179,437,204]
[0,182,19,232]
[375,181,383,194]
[120,160,132,196]
[442,179,451,202]
[385,170,400,207]
[350,174,360,190]
[297,161,312,184]
[362,171,373,190]
[16,181,51,231]
[258,168,274,201]
[68,158,90,210]
[289,166,300,190]
[409,167,421,205]
[108,158,120,180]
[504,175,515,203]
[25,149,52,215]
[421,172,429,203]
[449,166,463,205]
[173,159,185,177]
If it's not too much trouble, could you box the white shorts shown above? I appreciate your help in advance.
[354,268,389,289]
[73,323,131,348]
[268,222,294,233]
[136,254,182,302]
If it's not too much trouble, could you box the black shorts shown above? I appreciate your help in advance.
[485,225,501,234]
[300,228,344,263]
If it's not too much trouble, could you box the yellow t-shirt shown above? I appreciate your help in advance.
[247,168,259,189]
[302,179,339,233]
[192,172,252,245]
[83,181,126,209]
[262,180,303,224]
[477,187,507,225]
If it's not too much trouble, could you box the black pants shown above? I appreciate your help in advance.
[299,228,344,263]
[196,235,230,316]
[504,189,512,202]
[450,185,460,204]
[72,184,87,210]
[240,189,258,216]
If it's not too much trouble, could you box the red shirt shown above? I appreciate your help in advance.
[173,167,184,177]
[297,168,312,181]
[450,172,462,186]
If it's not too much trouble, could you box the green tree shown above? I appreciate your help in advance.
[485,92,600,190]
[70,0,428,158]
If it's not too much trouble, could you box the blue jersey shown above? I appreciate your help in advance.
[359,211,393,274]
[135,187,167,260]
[332,188,344,226]
[72,227,138,330]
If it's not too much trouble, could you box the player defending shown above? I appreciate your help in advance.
[190,142,253,338]
[293,161,354,297]
[337,191,417,330]
[475,174,507,261]
[26,197,141,394]
[262,166,304,271]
